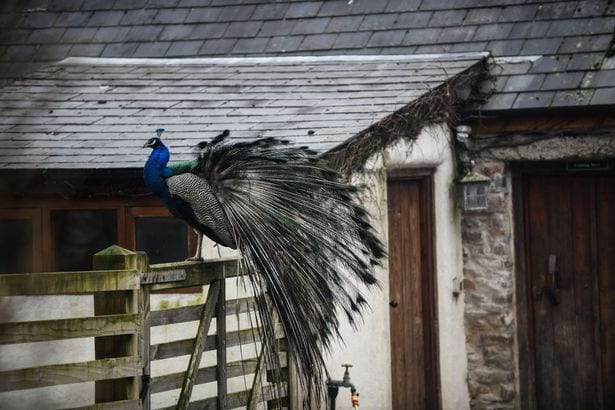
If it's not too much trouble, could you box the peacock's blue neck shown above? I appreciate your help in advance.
[144,143,173,200]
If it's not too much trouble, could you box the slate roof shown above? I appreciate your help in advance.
[0,53,486,169]
[0,0,614,111]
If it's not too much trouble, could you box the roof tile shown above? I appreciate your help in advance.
[37,44,72,60]
[332,31,371,49]
[536,2,577,19]
[403,28,442,46]
[585,17,615,35]
[395,11,432,29]
[291,17,331,35]
[199,38,237,55]
[325,15,364,33]
[449,41,487,52]
[546,19,590,37]
[520,38,562,55]
[259,20,295,36]
[225,21,263,38]
[464,8,501,25]
[473,23,513,41]
[567,52,605,70]
[558,34,613,53]
[509,21,552,39]
[252,3,289,20]
[529,55,572,74]
[69,43,106,56]
[512,91,555,108]
[166,40,203,57]
[487,39,525,56]
[581,69,615,88]
[62,27,98,43]
[439,26,477,43]
[266,36,303,53]
[429,9,467,27]
[191,22,228,39]
[541,72,584,90]
[28,28,66,44]
[55,11,93,27]
[153,8,189,24]
[119,8,157,25]
[298,33,337,51]
[370,30,407,47]
[360,14,398,31]
[285,2,323,19]
[82,0,115,11]
[185,7,222,23]
[93,27,131,43]
[101,42,139,57]
[590,87,615,104]
[49,0,87,12]
[319,0,386,16]
[231,37,269,54]
[160,24,196,41]
[23,12,59,28]
[134,42,171,57]
[217,5,256,21]
[88,10,125,26]
[503,74,545,92]
[551,89,594,106]
[125,26,163,42]
[385,0,421,12]
[497,4,538,22]
[573,0,609,17]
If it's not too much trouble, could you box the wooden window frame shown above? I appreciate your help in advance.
[0,208,43,273]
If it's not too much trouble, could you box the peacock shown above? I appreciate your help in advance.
[143,128,385,403]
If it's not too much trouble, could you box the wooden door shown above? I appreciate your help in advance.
[387,176,439,409]
[524,174,615,409]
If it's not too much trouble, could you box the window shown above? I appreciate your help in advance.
[0,209,41,274]
[52,209,118,271]
[0,198,194,273]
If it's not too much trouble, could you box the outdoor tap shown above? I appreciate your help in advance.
[326,364,360,409]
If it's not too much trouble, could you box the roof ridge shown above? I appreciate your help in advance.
[58,53,490,66]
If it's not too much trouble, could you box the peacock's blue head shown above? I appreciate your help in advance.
[143,136,163,149]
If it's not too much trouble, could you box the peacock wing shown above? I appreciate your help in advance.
[165,173,236,249]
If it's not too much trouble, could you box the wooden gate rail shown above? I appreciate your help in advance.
[0,245,293,409]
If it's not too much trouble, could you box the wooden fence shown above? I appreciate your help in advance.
[0,245,294,409]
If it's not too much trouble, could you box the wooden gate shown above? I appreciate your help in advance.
[521,173,615,409]
[0,245,293,409]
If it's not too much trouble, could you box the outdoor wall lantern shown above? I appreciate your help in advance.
[459,160,491,211]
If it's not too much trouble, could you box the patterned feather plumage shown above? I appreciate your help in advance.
[143,130,384,403]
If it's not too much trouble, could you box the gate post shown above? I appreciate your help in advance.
[92,245,144,404]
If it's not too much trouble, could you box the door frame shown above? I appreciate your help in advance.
[512,160,615,409]
[387,169,440,409]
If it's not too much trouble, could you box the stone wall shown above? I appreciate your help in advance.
[461,159,518,409]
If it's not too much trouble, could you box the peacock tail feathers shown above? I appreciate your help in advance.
[191,132,385,402]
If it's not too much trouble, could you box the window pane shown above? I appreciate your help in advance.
[0,219,32,274]
[52,210,117,271]
[136,216,188,264]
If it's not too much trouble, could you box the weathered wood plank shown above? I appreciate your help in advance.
[0,269,139,296]
[150,358,258,394]
[216,275,227,410]
[150,297,256,327]
[150,328,265,361]
[67,399,142,410]
[141,269,186,284]
[0,356,142,392]
[0,313,141,345]
[147,259,239,291]
[177,280,221,409]
[157,383,286,410]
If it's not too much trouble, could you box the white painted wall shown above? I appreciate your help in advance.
[324,123,470,410]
